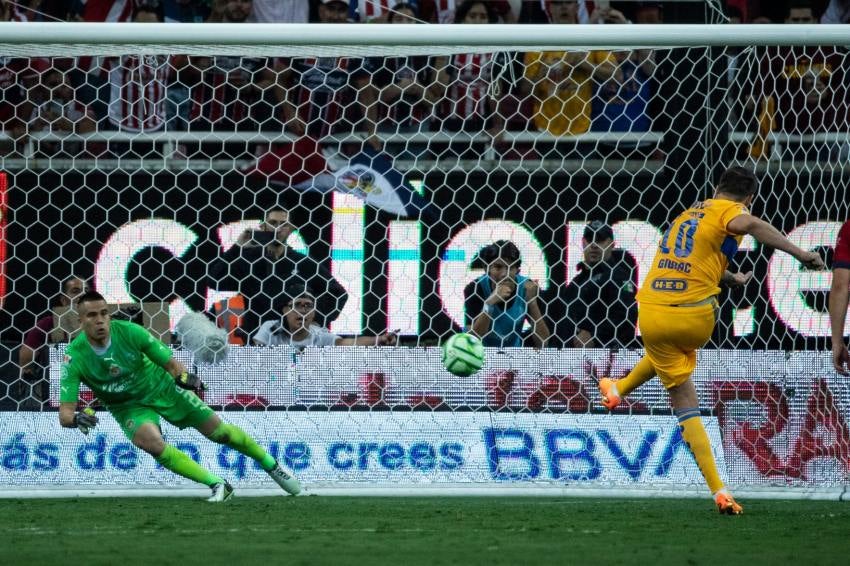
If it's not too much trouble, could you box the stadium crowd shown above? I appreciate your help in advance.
[1,0,846,156]
[4,0,850,405]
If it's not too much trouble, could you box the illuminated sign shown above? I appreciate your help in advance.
[91,217,842,338]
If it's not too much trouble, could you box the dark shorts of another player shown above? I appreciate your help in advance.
[109,386,215,440]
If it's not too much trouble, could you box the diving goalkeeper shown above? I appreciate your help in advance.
[58,291,301,502]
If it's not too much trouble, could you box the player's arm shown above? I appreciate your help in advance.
[313,259,349,326]
[163,356,207,393]
[58,359,98,432]
[58,355,82,426]
[163,357,189,379]
[131,323,207,392]
[20,322,50,375]
[525,280,550,349]
[58,402,78,428]
[721,270,753,287]
[464,281,491,339]
[726,214,825,269]
[18,344,36,375]
[469,280,516,339]
[59,402,99,433]
[338,332,398,346]
[830,267,850,375]
[469,310,492,340]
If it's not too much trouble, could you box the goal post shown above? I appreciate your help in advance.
[0,20,849,498]
[1,22,849,53]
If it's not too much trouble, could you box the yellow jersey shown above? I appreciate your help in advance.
[523,50,616,136]
[636,198,748,306]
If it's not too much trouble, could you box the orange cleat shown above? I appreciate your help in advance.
[598,378,621,411]
[714,491,744,515]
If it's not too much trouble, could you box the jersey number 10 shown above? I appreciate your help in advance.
[659,218,699,258]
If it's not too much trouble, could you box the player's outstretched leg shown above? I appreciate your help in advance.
[599,357,656,410]
[206,420,302,495]
[132,423,232,502]
[154,444,233,502]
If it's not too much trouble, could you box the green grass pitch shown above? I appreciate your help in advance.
[2,496,849,565]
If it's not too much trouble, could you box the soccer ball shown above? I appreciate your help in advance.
[441,332,485,377]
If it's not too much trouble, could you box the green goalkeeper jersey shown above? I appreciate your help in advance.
[60,320,175,408]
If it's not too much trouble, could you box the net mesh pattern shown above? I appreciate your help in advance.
[1,15,849,489]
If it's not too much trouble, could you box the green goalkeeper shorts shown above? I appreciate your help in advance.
[110,385,215,441]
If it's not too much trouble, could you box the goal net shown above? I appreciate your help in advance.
[1,15,849,497]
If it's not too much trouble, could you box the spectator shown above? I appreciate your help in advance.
[369,3,436,136]
[785,2,816,22]
[630,1,662,24]
[464,240,550,348]
[253,282,397,348]
[820,0,850,23]
[276,0,379,148]
[432,1,505,139]
[748,3,849,159]
[521,1,617,136]
[546,221,637,349]
[69,0,135,22]
[386,1,418,22]
[19,276,89,382]
[184,0,278,132]
[355,0,419,22]
[420,0,514,23]
[206,0,227,22]
[248,0,308,22]
[724,5,760,137]
[208,206,349,340]
[161,2,201,131]
[0,2,42,143]
[725,4,743,24]
[591,6,656,134]
[68,0,136,76]
[102,3,172,133]
[163,0,212,23]
[422,0,457,23]
[27,68,97,155]
[9,0,44,21]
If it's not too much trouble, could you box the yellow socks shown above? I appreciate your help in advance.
[617,356,656,397]
[676,408,724,493]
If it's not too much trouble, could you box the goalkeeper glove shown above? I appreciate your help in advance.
[176,371,207,394]
[74,408,98,435]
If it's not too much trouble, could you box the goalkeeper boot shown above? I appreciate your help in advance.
[207,481,234,503]
[598,378,622,411]
[267,462,302,495]
[714,491,743,515]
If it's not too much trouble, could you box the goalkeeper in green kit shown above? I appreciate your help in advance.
[58,291,301,502]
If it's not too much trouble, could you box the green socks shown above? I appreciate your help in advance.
[155,444,223,487]
[154,423,277,488]
[209,422,277,472]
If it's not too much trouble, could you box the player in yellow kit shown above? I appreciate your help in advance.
[598,166,824,514]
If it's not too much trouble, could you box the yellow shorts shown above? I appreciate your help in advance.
[638,300,717,389]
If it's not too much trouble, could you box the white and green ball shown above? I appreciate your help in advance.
[441,333,485,377]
